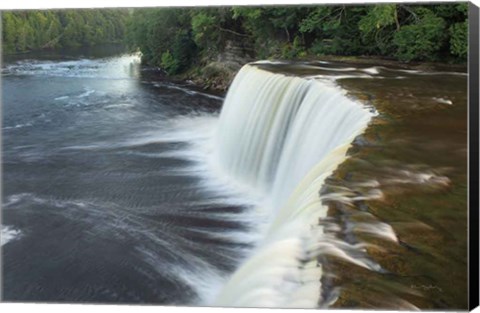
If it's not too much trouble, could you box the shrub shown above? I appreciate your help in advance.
[161,50,178,75]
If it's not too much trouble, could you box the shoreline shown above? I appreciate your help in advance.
[3,45,467,93]
[173,54,467,93]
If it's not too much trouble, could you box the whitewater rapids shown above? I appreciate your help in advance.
[210,64,375,308]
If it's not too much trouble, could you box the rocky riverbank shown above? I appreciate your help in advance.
[176,53,466,93]
[176,40,254,92]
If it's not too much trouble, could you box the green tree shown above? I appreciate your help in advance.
[358,4,399,55]
[123,2,468,74]
[191,11,219,50]
[449,20,467,59]
[393,9,447,61]
[2,9,128,53]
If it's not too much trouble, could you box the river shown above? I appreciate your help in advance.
[1,47,468,309]
[2,46,248,304]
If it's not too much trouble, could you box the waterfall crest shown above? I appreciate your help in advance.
[212,64,374,308]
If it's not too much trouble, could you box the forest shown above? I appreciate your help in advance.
[125,3,469,75]
[2,9,129,53]
[2,3,469,74]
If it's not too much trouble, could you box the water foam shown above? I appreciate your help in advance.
[1,226,22,246]
[2,54,141,79]
[211,64,376,308]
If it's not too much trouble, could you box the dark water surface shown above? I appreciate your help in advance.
[2,47,250,304]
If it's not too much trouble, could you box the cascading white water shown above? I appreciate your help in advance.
[212,64,375,308]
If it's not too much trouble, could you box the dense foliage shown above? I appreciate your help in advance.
[1,4,468,73]
[126,3,468,75]
[2,9,129,53]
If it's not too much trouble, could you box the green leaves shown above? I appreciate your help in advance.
[2,9,128,53]
[161,50,178,75]
[359,4,398,33]
[357,5,398,55]
[124,2,468,74]
[127,8,198,75]
[2,3,468,64]
[299,7,332,33]
[449,20,468,59]
[393,12,447,61]
[191,12,219,47]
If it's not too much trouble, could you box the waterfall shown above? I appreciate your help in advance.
[211,64,375,308]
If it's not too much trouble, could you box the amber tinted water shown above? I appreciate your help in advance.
[327,64,468,309]
[249,60,467,309]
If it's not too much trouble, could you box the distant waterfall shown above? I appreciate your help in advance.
[212,64,374,308]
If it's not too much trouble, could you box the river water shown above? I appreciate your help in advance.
[2,47,253,304]
[1,47,468,309]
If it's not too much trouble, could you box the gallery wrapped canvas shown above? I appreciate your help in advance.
[1,0,479,311]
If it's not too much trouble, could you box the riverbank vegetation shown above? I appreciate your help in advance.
[2,3,468,77]
[126,3,468,77]
[2,9,129,53]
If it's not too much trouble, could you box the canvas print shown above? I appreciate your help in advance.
[1,1,477,310]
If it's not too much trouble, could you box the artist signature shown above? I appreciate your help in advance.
[410,284,443,292]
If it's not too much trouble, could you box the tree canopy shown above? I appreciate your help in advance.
[2,9,129,53]
[2,4,469,72]
[125,3,468,75]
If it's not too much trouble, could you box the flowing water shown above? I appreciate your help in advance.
[2,47,244,304]
[1,47,468,309]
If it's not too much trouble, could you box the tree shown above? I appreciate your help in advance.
[393,9,447,61]
[191,11,220,50]
[123,2,468,74]
[2,9,129,53]
[358,4,399,55]
[449,20,467,59]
